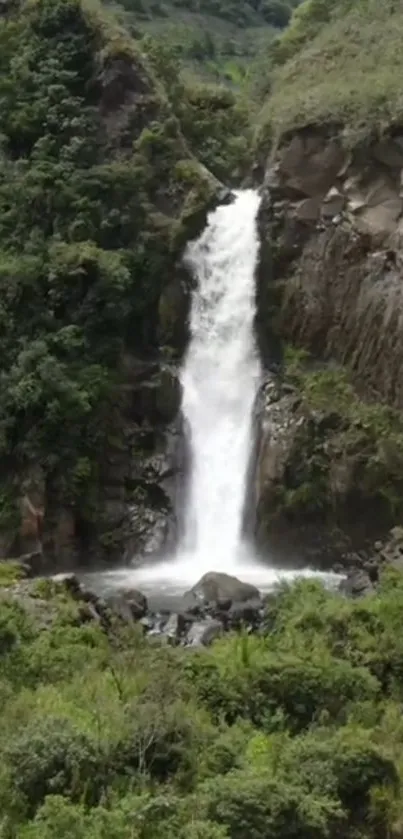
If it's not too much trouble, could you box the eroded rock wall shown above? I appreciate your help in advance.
[258,128,403,407]
[254,127,403,565]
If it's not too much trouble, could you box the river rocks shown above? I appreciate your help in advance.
[162,612,185,642]
[227,600,262,629]
[51,572,83,596]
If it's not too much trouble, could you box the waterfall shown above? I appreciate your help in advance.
[81,189,344,598]
[179,189,261,570]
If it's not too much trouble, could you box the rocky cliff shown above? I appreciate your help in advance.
[254,126,403,567]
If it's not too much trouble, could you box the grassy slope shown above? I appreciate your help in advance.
[258,0,403,144]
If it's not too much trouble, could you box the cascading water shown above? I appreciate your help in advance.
[179,189,261,569]
[83,190,342,599]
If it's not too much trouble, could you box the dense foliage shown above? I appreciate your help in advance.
[0,0,226,544]
[1,570,403,836]
[143,37,251,181]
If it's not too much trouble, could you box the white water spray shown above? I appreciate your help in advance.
[179,189,261,568]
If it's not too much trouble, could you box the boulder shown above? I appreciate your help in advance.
[105,588,147,621]
[339,569,373,598]
[162,612,187,643]
[321,187,345,219]
[278,133,347,199]
[187,572,260,608]
[186,618,223,647]
[51,572,82,596]
[228,599,262,629]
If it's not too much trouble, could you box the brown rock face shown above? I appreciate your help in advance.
[254,127,403,566]
[277,131,348,200]
[258,126,403,410]
[279,228,403,407]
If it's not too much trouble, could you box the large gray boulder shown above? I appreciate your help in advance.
[186,572,260,609]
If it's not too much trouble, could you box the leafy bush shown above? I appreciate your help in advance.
[1,572,403,835]
[187,632,379,730]
[3,717,106,815]
[198,769,343,839]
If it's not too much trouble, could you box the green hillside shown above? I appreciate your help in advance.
[256,0,403,147]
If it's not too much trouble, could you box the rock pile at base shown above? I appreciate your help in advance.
[50,570,265,647]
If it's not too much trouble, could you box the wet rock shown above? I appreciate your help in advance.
[339,569,373,598]
[124,365,181,426]
[227,599,262,629]
[16,551,43,577]
[139,615,155,632]
[105,588,147,621]
[186,618,223,647]
[187,572,260,608]
[181,185,235,247]
[124,505,174,563]
[51,572,82,596]
[103,500,127,526]
[162,612,188,644]
[158,272,190,353]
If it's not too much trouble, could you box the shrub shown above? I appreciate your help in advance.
[3,717,107,814]
[198,769,343,839]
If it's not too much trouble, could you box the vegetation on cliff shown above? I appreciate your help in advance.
[1,569,403,836]
[256,0,403,147]
[275,350,403,527]
[0,0,242,554]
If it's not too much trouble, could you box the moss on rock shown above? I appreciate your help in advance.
[255,352,403,563]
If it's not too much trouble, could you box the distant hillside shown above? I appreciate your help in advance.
[112,0,302,84]
[256,0,403,149]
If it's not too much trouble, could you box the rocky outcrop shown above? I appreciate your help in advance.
[253,126,403,565]
[252,370,403,568]
[81,357,186,566]
[258,127,403,409]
